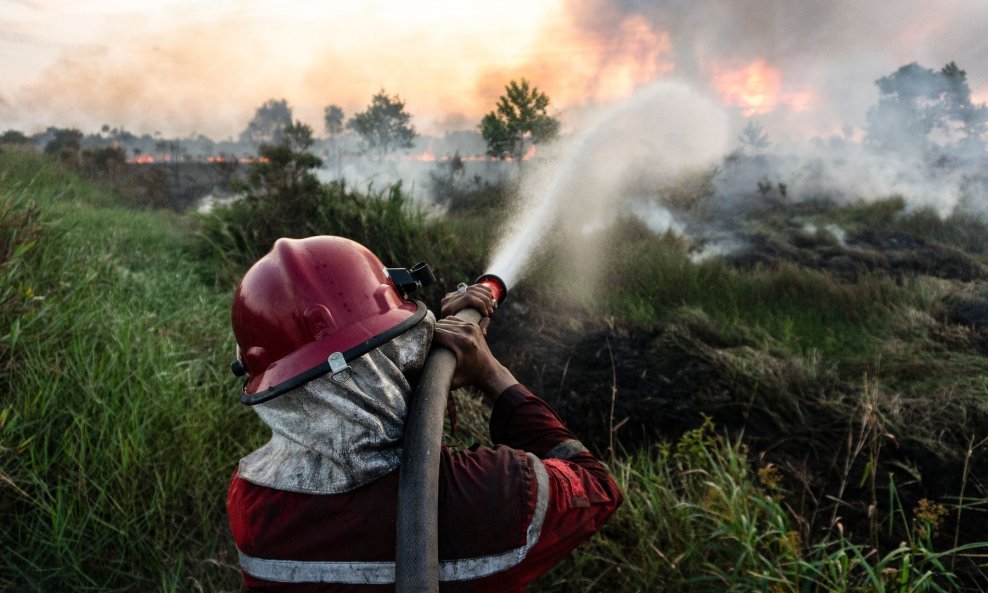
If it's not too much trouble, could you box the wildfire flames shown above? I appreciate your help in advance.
[712,60,814,116]
[590,15,675,102]
[413,143,437,162]
[128,155,267,165]
[406,141,535,162]
[973,84,988,106]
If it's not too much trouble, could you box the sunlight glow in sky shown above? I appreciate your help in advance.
[1,0,986,139]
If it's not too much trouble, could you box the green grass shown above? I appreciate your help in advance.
[543,217,912,362]
[511,202,988,590]
[1,150,252,591]
[3,149,987,591]
[448,401,988,593]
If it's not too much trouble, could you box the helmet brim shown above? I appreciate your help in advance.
[241,301,425,405]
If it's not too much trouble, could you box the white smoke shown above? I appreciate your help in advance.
[564,0,988,138]
[630,201,684,235]
[556,0,988,223]
[712,136,987,219]
[487,81,730,287]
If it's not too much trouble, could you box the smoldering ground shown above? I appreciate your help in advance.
[491,60,986,291]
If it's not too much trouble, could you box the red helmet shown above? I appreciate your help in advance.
[231,236,431,405]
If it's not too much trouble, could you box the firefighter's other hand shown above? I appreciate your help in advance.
[441,284,496,323]
[434,317,516,400]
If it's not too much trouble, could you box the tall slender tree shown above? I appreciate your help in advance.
[323,104,345,175]
[738,120,770,153]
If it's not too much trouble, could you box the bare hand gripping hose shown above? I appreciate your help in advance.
[395,275,507,593]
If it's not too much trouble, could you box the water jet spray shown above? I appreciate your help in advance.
[487,81,728,289]
[397,82,727,592]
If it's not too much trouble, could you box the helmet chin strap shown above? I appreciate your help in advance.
[237,301,429,406]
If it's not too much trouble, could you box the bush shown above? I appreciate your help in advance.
[195,130,485,292]
[194,179,480,293]
[43,128,83,165]
[80,146,128,181]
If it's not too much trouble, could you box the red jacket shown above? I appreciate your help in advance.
[227,384,622,592]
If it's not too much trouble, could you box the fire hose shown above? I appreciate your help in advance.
[395,274,507,593]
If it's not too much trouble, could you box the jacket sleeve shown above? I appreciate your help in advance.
[488,384,623,584]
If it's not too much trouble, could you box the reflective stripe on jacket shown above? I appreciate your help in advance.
[227,384,623,593]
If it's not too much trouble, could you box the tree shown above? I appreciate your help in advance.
[324,105,344,137]
[155,139,184,163]
[347,90,416,161]
[323,104,345,175]
[81,146,127,179]
[428,151,467,203]
[44,128,83,164]
[865,61,987,153]
[248,120,323,201]
[738,120,770,152]
[480,79,560,167]
[939,61,988,143]
[240,98,294,146]
[0,130,29,145]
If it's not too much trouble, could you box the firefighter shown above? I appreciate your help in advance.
[226,236,622,592]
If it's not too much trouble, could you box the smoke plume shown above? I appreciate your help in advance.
[488,81,730,287]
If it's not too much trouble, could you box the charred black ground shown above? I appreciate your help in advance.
[484,201,988,564]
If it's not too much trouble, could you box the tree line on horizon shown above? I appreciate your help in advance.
[2,60,985,187]
[0,80,562,172]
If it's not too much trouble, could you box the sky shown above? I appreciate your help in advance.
[1,0,987,140]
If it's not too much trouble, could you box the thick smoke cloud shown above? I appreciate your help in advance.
[1,2,555,138]
[485,1,988,285]
[5,1,986,143]
[562,0,988,136]
[5,0,987,235]
[546,1,988,218]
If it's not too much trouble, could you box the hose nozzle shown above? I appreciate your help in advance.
[474,273,507,305]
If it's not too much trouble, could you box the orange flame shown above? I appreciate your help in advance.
[478,14,675,111]
[973,84,988,106]
[407,141,437,162]
[712,61,780,116]
[593,15,675,102]
[712,60,814,116]
[505,144,537,161]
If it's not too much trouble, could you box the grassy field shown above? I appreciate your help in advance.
[2,147,987,591]
[1,148,250,590]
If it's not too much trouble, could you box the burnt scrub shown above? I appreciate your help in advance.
[481,204,988,587]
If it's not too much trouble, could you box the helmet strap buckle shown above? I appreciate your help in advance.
[328,352,352,383]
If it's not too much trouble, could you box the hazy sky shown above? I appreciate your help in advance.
[2,0,986,139]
